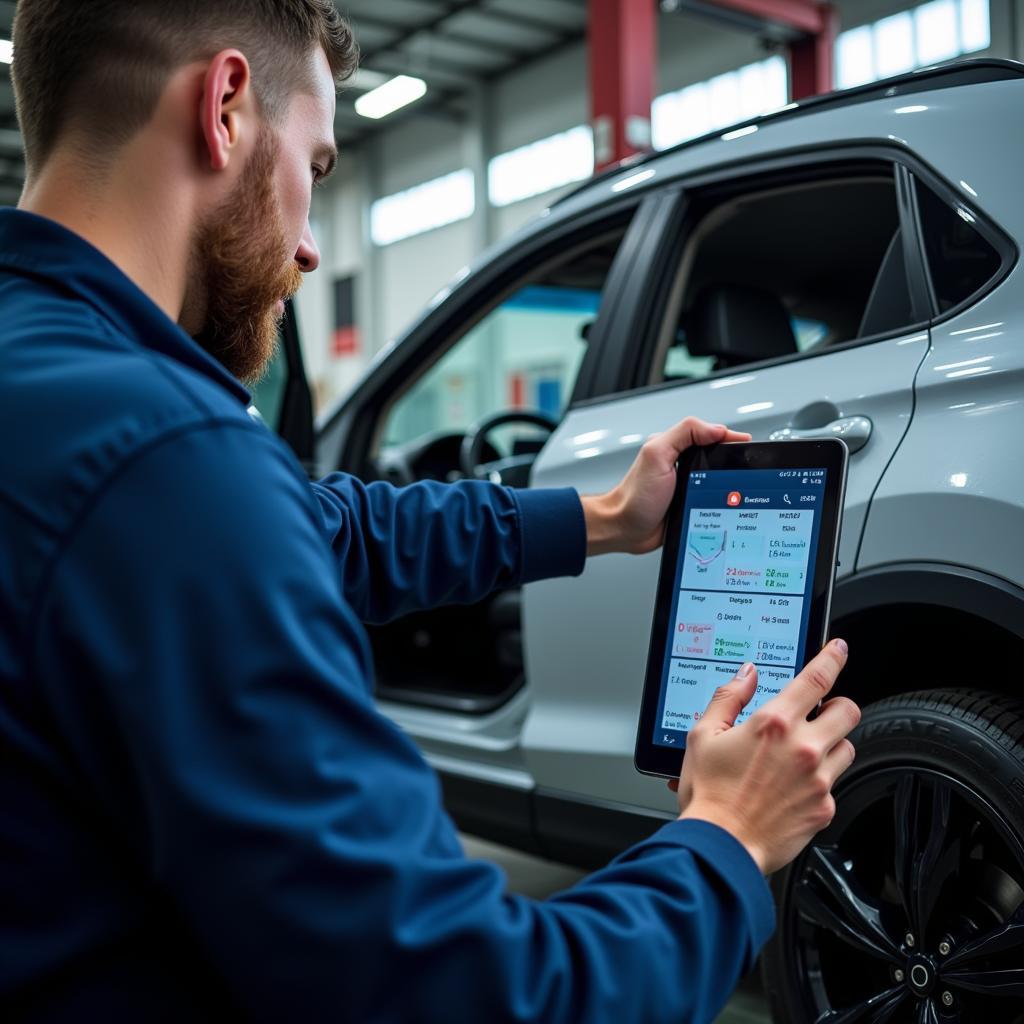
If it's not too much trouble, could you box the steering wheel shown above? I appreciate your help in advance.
[460,410,558,487]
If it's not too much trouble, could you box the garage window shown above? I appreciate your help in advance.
[653,168,918,385]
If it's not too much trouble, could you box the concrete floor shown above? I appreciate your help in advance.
[462,835,772,1024]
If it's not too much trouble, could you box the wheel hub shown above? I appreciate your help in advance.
[906,953,937,998]
[779,765,1024,1024]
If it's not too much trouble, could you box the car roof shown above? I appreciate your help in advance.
[344,55,1024,417]
[556,58,1024,209]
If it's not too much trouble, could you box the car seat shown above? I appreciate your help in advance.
[686,283,798,370]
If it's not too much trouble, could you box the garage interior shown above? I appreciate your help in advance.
[1,1,1019,1022]
[0,0,1008,416]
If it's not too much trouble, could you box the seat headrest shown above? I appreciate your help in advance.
[687,285,798,366]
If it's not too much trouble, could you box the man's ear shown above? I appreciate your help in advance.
[200,49,254,173]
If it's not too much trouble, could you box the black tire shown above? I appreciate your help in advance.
[762,689,1024,1024]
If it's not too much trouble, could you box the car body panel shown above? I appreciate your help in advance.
[378,688,533,778]
[320,72,1024,446]
[555,78,1024,248]
[858,276,1024,588]
[312,63,1024,853]
[523,325,928,813]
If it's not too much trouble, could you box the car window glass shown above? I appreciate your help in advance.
[662,314,829,380]
[655,172,911,385]
[915,179,1002,314]
[380,231,626,451]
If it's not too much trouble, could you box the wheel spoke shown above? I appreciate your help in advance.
[893,774,918,928]
[893,772,958,939]
[814,986,906,1024]
[943,966,1024,996]
[911,775,957,942]
[944,905,1024,968]
[915,1000,940,1024]
[798,846,900,962]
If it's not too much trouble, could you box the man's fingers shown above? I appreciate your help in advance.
[810,696,861,749]
[698,663,758,733]
[822,738,856,786]
[654,417,752,461]
[775,639,848,719]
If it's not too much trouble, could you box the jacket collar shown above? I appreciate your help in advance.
[0,208,251,405]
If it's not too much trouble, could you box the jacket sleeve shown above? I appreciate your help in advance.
[31,421,774,1024]
[309,473,586,623]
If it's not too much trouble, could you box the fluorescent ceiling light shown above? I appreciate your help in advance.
[0,40,12,65]
[355,75,427,120]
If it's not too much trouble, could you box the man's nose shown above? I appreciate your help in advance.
[295,221,320,273]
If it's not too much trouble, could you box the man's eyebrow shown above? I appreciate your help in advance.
[315,142,339,180]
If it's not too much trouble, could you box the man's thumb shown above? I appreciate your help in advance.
[702,663,757,732]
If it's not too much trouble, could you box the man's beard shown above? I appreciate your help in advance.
[188,127,304,386]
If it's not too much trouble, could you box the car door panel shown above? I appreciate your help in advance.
[523,329,928,815]
[332,200,669,787]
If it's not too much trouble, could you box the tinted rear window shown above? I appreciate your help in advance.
[916,181,1002,314]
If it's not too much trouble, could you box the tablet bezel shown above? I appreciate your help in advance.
[634,438,849,780]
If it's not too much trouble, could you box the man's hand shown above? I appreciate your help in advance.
[673,640,859,875]
[581,417,751,556]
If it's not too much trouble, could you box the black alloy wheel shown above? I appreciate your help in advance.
[762,690,1024,1024]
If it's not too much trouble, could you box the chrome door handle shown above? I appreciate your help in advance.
[768,416,873,453]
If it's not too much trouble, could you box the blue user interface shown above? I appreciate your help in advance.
[653,467,827,748]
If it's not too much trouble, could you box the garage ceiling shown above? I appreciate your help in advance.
[337,0,589,145]
[0,0,590,201]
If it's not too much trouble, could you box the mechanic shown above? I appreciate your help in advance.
[0,2,861,1022]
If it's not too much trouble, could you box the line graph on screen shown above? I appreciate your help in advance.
[687,529,726,568]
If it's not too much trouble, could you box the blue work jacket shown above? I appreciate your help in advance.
[0,209,773,1022]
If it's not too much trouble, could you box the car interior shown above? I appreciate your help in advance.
[656,172,906,383]
[367,231,628,712]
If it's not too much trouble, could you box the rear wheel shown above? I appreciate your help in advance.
[762,690,1024,1024]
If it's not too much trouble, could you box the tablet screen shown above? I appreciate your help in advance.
[652,466,827,749]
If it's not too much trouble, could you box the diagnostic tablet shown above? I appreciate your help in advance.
[635,439,848,779]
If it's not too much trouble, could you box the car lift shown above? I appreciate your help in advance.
[589,0,839,171]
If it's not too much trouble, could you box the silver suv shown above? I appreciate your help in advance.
[268,58,1024,1024]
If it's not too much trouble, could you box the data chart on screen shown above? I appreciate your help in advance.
[654,467,827,744]
[680,506,814,594]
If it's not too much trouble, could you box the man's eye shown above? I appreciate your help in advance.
[312,167,325,188]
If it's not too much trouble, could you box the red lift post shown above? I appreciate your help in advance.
[588,0,657,173]
[711,0,838,97]
[588,0,838,173]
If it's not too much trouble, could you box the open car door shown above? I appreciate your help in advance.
[250,300,316,472]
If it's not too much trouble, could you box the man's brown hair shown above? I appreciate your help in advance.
[11,0,358,173]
